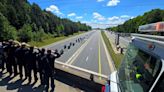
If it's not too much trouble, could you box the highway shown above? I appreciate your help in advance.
[42,31,94,63]
[70,31,112,76]
[0,30,113,92]
[44,30,114,76]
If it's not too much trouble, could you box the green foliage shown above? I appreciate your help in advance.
[32,27,47,41]
[0,13,17,41]
[107,9,164,33]
[17,24,33,42]
[0,0,91,42]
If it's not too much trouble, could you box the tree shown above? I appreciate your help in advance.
[55,25,64,37]
[33,26,45,41]
[17,24,33,42]
[0,0,91,42]
[0,13,17,41]
[107,9,164,33]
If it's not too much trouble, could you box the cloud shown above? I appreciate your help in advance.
[97,0,104,2]
[107,15,133,27]
[120,15,131,18]
[76,16,83,19]
[46,5,62,15]
[68,13,76,17]
[93,12,105,21]
[107,0,120,6]
[108,16,119,21]
[87,23,110,29]
[86,15,133,28]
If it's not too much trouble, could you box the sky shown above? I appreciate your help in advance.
[28,0,164,28]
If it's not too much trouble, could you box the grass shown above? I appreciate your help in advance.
[28,32,84,47]
[101,31,124,69]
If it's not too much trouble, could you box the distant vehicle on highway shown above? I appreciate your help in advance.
[108,22,164,92]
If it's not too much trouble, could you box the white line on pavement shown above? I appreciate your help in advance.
[86,56,88,62]
[65,33,94,65]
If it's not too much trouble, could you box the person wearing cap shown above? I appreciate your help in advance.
[15,42,28,79]
[37,48,46,85]
[5,40,18,76]
[43,49,56,92]
[25,46,38,84]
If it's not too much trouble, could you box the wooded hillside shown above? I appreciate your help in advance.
[107,9,164,33]
[0,0,91,42]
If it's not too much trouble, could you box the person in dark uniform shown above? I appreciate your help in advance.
[6,40,15,76]
[0,41,7,72]
[15,43,28,79]
[37,48,46,85]
[11,41,19,76]
[43,50,56,92]
[25,46,38,84]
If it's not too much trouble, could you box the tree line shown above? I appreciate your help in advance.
[107,9,164,33]
[0,0,91,42]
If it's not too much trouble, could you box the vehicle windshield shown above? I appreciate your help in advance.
[118,43,162,92]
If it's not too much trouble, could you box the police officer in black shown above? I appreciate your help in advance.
[37,48,46,85]
[43,50,56,92]
[25,46,38,84]
[6,40,18,76]
[15,43,28,79]
[0,41,7,72]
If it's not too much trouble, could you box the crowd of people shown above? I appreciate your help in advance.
[0,40,63,91]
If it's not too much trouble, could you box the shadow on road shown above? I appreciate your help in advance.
[0,70,45,92]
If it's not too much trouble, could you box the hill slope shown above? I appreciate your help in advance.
[107,9,164,33]
[0,0,91,42]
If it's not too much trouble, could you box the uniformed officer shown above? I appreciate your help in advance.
[25,46,38,83]
[0,41,7,72]
[37,48,46,85]
[6,40,15,76]
[43,50,56,92]
[15,43,28,79]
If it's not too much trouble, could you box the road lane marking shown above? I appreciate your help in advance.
[101,32,116,72]
[68,37,93,65]
[65,33,94,65]
[86,56,89,62]
[98,35,102,80]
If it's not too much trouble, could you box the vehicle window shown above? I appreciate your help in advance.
[118,44,162,92]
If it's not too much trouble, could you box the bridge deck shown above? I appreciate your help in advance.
[0,69,82,92]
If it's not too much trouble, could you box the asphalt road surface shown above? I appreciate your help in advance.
[44,30,113,76]
[68,31,112,76]
[43,31,95,63]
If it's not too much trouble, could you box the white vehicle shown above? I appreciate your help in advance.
[109,22,164,92]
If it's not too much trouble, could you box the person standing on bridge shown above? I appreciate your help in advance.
[37,48,46,85]
[0,41,8,72]
[43,49,60,92]
[6,40,18,76]
[15,43,28,79]
[25,46,38,84]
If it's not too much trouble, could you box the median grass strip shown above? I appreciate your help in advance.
[28,32,84,47]
[101,31,123,69]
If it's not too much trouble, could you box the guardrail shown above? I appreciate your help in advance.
[132,33,164,41]
[54,60,108,92]
[55,60,108,84]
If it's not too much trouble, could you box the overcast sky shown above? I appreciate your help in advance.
[28,0,164,28]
